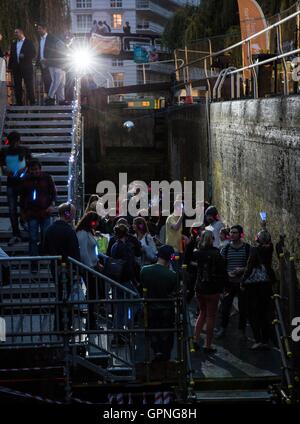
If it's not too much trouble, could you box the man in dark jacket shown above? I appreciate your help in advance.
[35,23,67,106]
[43,202,80,262]
[43,203,80,331]
[140,245,177,361]
[36,23,55,97]
[8,28,35,105]
[0,131,32,245]
[19,160,56,256]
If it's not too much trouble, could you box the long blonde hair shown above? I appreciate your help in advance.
[199,230,214,248]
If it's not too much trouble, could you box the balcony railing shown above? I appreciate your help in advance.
[136,21,165,34]
[136,0,173,19]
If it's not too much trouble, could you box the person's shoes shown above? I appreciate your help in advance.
[203,347,217,354]
[58,100,71,106]
[215,328,226,339]
[250,342,263,350]
[8,236,22,246]
[45,97,55,105]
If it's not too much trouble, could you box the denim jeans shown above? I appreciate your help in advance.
[114,281,140,330]
[7,186,20,237]
[27,217,51,256]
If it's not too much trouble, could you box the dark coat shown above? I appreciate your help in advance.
[43,220,81,262]
[37,33,64,68]
[194,246,228,295]
[242,243,276,284]
[8,38,35,71]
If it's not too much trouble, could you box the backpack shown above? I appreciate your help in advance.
[142,234,157,264]
[195,251,219,292]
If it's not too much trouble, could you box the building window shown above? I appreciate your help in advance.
[77,14,92,31]
[112,59,124,67]
[112,13,123,29]
[112,72,124,87]
[76,0,92,8]
[110,0,122,7]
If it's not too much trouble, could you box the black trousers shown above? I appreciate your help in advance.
[148,308,175,360]
[41,67,51,95]
[12,65,35,105]
[245,283,273,343]
[87,272,104,330]
[220,282,247,331]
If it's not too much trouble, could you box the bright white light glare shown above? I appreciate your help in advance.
[69,47,95,74]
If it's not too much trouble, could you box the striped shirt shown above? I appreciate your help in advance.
[221,243,249,273]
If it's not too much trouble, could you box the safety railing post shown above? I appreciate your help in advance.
[142,287,151,383]
[279,252,286,298]
[276,22,289,96]
[236,72,241,98]
[288,255,297,323]
[61,262,72,404]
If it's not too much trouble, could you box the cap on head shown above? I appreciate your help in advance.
[205,205,218,217]
[157,245,175,262]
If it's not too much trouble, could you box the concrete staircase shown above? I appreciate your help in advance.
[1,104,73,255]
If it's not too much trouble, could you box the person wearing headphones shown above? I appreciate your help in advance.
[43,202,80,262]
[204,205,225,249]
[215,224,251,339]
[0,131,32,246]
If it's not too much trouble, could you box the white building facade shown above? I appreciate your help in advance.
[69,0,200,89]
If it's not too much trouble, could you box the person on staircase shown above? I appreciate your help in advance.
[42,29,68,106]
[19,159,56,258]
[43,203,80,331]
[36,23,56,100]
[75,211,103,330]
[8,27,36,106]
[0,131,32,246]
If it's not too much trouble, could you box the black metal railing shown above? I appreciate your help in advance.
[0,255,189,402]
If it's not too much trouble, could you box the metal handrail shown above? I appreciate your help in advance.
[67,77,84,218]
[176,9,300,73]
[68,256,138,296]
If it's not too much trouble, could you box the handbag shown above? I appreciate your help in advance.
[142,234,157,264]
[244,264,270,284]
[68,278,87,311]
[103,257,126,281]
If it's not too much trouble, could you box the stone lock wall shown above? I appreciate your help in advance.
[210,96,300,266]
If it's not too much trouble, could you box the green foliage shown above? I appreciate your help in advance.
[163,0,298,49]
[0,0,70,50]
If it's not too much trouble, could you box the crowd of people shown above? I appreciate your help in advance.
[89,20,131,50]
[0,23,72,106]
[0,131,277,360]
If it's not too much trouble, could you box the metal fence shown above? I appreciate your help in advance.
[175,2,300,101]
[0,255,190,401]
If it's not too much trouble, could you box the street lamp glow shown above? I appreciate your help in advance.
[69,47,95,74]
